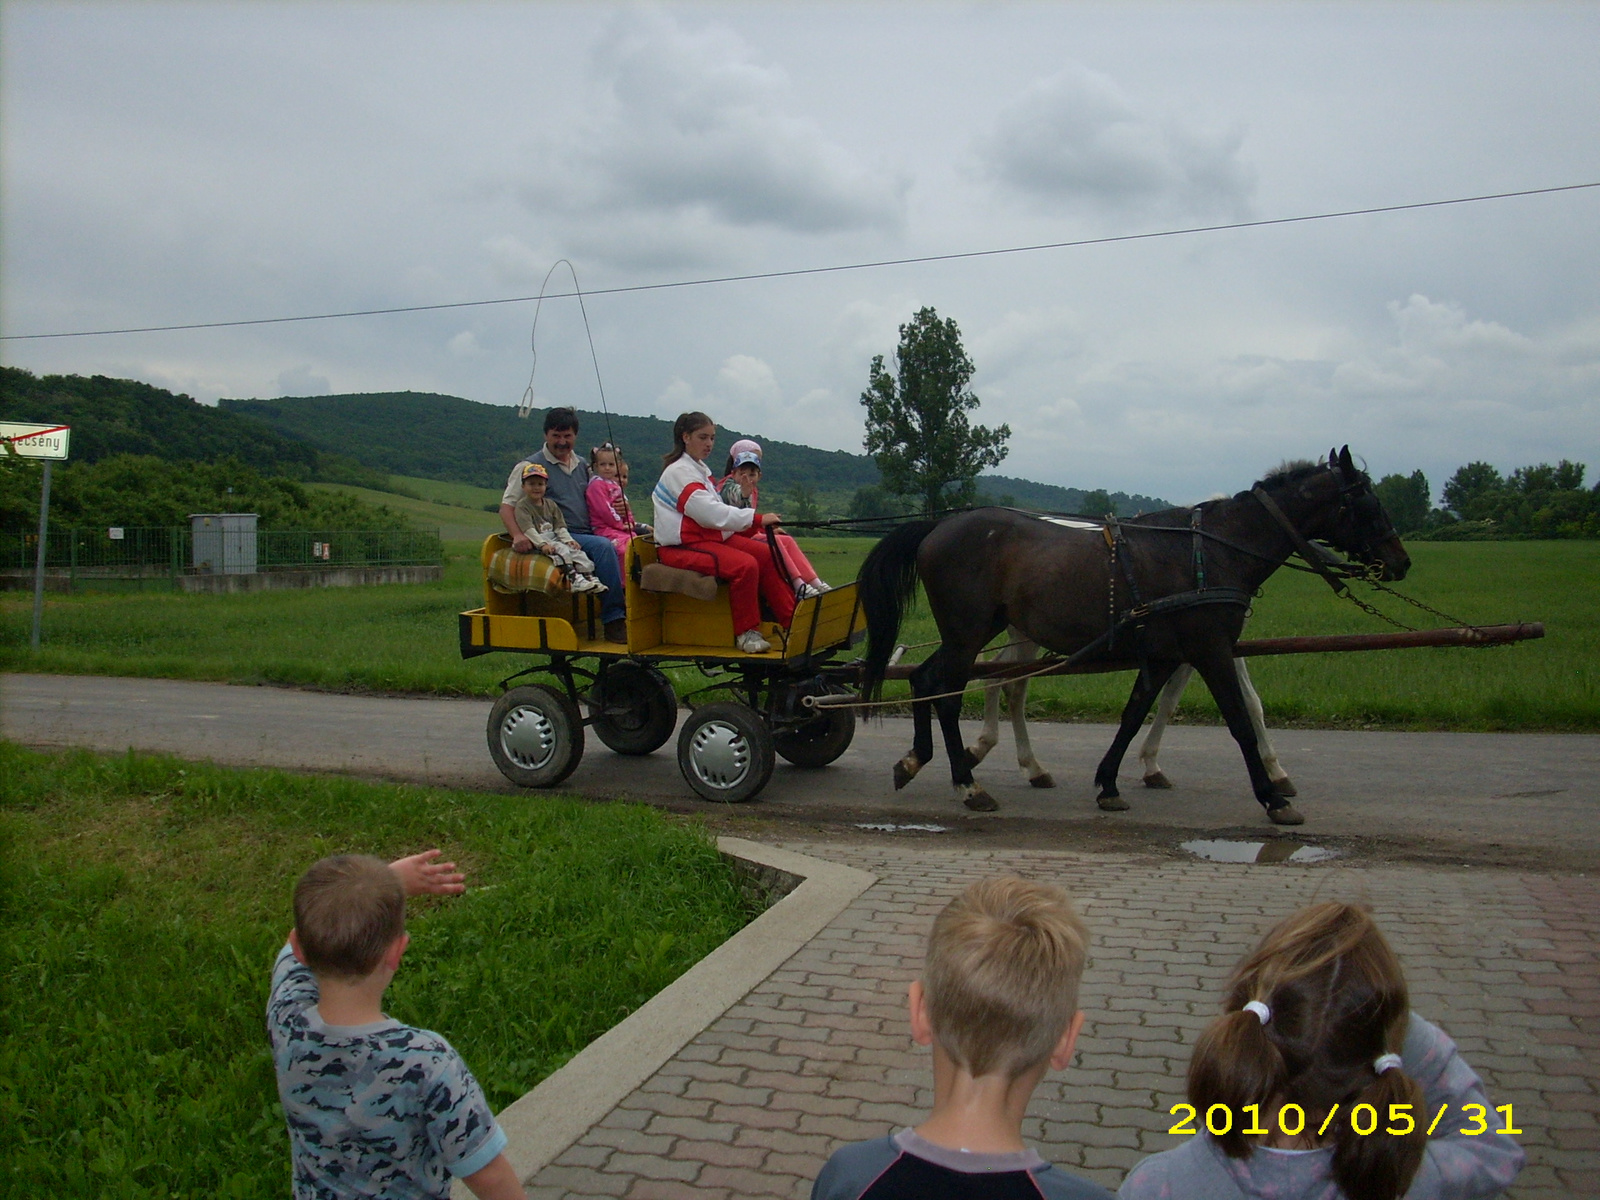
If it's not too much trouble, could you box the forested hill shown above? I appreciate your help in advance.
[220,391,1169,515]
[0,367,384,488]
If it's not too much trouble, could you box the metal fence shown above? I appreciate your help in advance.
[1,526,443,591]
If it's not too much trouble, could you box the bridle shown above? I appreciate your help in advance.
[1249,467,1396,596]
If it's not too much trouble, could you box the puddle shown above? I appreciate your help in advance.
[1181,839,1340,864]
[856,822,949,834]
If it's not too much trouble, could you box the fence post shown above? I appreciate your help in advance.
[170,525,181,591]
[68,526,77,594]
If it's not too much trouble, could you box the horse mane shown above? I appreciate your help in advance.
[1244,459,1325,497]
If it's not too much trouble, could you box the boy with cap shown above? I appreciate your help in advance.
[511,461,607,593]
[812,876,1112,1200]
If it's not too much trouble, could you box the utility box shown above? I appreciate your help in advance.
[189,513,258,574]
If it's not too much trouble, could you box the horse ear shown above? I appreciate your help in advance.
[1338,445,1355,475]
[1328,448,1338,468]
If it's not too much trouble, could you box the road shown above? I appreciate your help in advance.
[3,672,1596,871]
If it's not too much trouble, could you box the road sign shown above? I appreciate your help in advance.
[1,422,71,460]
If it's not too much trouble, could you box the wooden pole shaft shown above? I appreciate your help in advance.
[878,622,1545,681]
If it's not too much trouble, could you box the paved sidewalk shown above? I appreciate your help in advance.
[524,841,1597,1199]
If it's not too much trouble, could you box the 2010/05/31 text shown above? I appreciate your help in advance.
[1168,1103,1520,1138]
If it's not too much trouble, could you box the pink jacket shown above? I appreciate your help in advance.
[586,476,635,547]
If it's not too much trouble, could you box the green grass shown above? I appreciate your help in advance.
[308,480,502,541]
[1,538,1592,730]
[0,743,758,1199]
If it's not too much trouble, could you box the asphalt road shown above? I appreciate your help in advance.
[4,672,1596,872]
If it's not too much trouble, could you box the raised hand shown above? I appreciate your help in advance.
[389,849,467,896]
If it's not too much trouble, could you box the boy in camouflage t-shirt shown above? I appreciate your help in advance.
[267,851,521,1199]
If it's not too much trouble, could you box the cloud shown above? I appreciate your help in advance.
[274,364,330,396]
[447,332,482,357]
[976,65,1255,219]
[514,10,907,248]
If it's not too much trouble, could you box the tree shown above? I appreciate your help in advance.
[847,485,911,521]
[860,307,1010,514]
[1080,488,1114,518]
[1373,470,1431,533]
[1441,462,1503,519]
[788,482,821,524]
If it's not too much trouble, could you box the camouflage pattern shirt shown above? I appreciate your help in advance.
[267,946,507,1199]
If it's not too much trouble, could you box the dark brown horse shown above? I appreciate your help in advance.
[857,448,1410,823]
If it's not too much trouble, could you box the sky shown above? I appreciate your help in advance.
[3,1,1598,505]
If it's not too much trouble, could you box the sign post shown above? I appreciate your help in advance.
[1,423,72,649]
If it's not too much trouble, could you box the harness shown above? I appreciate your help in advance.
[1089,507,1254,678]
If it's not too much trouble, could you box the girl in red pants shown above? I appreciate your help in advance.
[652,412,795,653]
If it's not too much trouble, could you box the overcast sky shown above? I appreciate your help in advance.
[4,1,1598,503]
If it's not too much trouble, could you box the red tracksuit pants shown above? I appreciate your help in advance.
[658,535,797,635]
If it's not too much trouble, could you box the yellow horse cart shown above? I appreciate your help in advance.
[460,533,863,803]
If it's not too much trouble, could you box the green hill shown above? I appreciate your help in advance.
[220,391,1168,516]
[0,367,387,489]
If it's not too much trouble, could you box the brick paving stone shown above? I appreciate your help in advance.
[518,843,1597,1199]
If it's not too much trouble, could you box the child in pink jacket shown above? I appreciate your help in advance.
[586,443,649,562]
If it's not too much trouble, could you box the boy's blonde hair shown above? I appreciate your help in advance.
[293,854,405,980]
[923,876,1089,1079]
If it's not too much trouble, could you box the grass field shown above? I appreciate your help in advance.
[308,475,503,542]
[0,743,758,1199]
[0,538,1592,730]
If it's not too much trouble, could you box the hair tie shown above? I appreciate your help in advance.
[1373,1053,1403,1075]
[1242,1000,1271,1025]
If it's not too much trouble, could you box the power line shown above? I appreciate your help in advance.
[4,181,1597,342]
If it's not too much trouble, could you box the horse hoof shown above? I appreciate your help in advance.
[1142,771,1173,790]
[963,789,1000,812]
[1267,803,1305,826]
[1097,794,1130,812]
[1272,776,1298,798]
[1029,772,1055,789]
[893,761,914,790]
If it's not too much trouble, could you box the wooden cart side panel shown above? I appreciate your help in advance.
[624,539,665,654]
[786,583,860,657]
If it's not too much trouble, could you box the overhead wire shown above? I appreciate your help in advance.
[3,181,1597,342]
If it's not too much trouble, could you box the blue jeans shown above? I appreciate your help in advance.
[573,532,625,623]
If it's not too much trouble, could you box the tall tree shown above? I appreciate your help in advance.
[860,307,1010,514]
[1373,470,1431,533]
[1441,462,1503,519]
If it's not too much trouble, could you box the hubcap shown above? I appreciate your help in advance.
[688,721,750,790]
[501,705,557,770]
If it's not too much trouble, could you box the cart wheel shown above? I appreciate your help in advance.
[487,685,584,788]
[589,661,678,756]
[773,700,856,768]
[677,702,775,803]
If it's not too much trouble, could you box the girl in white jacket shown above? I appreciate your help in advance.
[652,412,795,654]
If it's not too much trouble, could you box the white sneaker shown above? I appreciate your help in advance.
[812,580,832,592]
[796,583,820,600]
[735,630,772,654]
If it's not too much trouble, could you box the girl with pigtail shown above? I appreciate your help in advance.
[1119,902,1523,1200]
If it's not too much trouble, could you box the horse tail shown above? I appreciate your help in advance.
[857,518,941,699]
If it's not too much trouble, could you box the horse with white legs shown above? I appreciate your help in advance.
[857,449,1408,825]
[966,641,1296,796]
